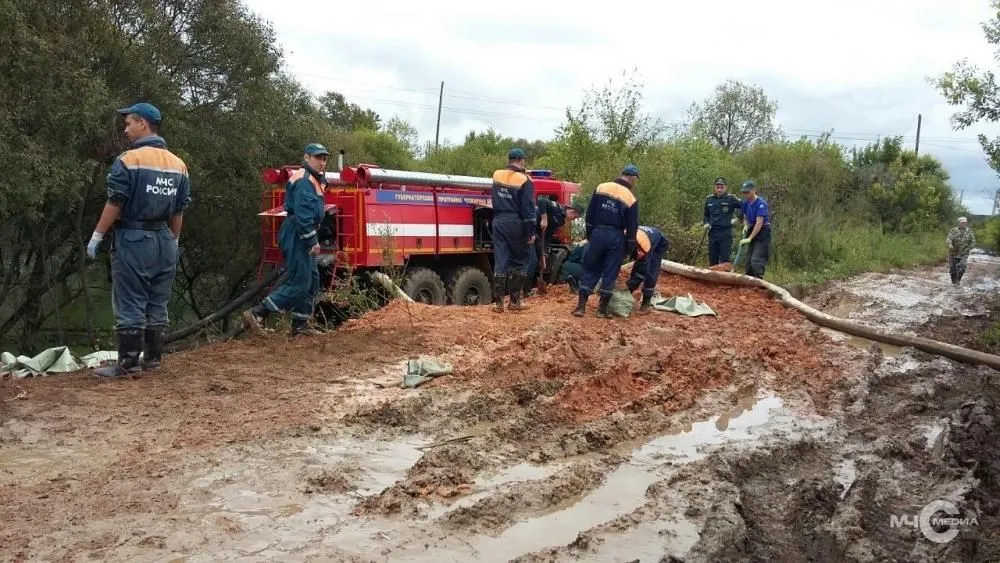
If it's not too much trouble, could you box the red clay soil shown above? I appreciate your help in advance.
[345,274,845,422]
[0,274,852,558]
[1,275,844,453]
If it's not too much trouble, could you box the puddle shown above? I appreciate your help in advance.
[844,335,903,357]
[393,392,830,562]
[827,300,863,319]
[165,434,430,560]
[924,421,948,451]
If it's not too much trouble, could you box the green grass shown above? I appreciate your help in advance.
[765,228,946,288]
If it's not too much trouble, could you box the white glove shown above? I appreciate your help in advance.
[86,232,103,259]
[702,223,711,231]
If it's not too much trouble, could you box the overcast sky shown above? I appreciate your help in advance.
[245,0,1000,214]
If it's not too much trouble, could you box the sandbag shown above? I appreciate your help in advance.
[608,289,635,318]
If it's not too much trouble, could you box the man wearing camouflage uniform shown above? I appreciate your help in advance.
[946,216,976,285]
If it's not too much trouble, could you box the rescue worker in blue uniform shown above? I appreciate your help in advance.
[86,102,191,378]
[524,197,583,295]
[573,165,640,318]
[703,177,743,266]
[490,147,536,312]
[626,225,670,314]
[243,143,330,335]
[739,180,771,278]
[559,239,588,291]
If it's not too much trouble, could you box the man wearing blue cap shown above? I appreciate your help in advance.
[86,102,192,377]
[573,165,640,318]
[626,225,670,314]
[490,147,536,312]
[738,180,770,278]
[243,143,331,335]
[703,177,743,266]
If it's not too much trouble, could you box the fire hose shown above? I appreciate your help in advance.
[655,259,1000,372]
[164,267,287,348]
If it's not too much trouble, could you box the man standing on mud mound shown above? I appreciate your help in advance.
[627,225,670,314]
[86,102,191,378]
[703,177,743,266]
[490,147,536,312]
[739,180,771,278]
[573,165,640,318]
[243,143,330,336]
[947,216,976,285]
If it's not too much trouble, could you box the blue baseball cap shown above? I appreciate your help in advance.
[508,147,526,160]
[304,143,331,157]
[740,180,757,192]
[116,102,162,124]
[622,164,640,177]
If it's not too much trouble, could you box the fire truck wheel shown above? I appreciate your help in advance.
[401,267,447,305]
[448,266,492,306]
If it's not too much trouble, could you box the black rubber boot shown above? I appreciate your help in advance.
[142,326,165,370]
[242,303,270,334]
[572,293,588,317]
[95,328,143,378]
[291,319,322,337]
[492,274,507,312]
[596,293,612,318]
[508,271,527,311]
[638,294,653,314]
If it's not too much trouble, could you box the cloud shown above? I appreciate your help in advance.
[245,0,1000,211]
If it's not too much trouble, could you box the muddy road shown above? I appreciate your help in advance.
[3,253,1000,562]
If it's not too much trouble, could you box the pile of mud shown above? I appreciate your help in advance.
[346,276,847,424]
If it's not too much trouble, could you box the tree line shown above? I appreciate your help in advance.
[0,0,983,354]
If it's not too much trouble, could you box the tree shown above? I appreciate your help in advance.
[318,91,381,132]
[558,69,665,155]
[687,80,783,153]
[933,1,1000,174]
[383,116,420,157]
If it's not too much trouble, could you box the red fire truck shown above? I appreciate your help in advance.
[257,158,583,307]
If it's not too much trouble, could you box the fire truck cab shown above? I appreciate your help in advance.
[258,162,582,308]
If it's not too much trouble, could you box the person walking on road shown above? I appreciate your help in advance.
[703,177,743,266]
[489,147,537,312]
[243,143,330,336]
[947,216,976,285]
[738,180,771,278]
[626,225,670,314]
[86,102,192,377]
[573,165,640,318]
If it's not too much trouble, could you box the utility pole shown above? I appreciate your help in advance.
[915,114,922,157]
[434,81,444,152]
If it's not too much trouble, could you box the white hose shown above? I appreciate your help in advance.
[372,271,415,303]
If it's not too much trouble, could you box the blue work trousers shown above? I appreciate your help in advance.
[264,221,320,322]
[708,229,733,266]
[492,214,530,276]
[628,249,666,299]
[579,226,625,298]
[111,228,179,330]
[745,228,771,278]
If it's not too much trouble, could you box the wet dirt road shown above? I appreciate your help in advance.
[3,253,1000,562]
